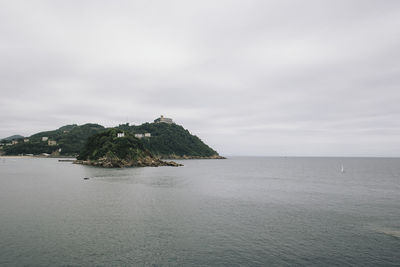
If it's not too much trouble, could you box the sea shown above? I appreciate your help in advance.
[0,157,399,266]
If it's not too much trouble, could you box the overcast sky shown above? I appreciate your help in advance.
[1,0,400,156]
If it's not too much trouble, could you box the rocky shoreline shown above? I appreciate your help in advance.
[73,156,182,168]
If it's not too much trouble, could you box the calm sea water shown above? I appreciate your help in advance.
[0,157,399,266]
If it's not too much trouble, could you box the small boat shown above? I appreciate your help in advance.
[83,177,89,180]
[341,164,345,173]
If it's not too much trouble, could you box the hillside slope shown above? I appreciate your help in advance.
[2,121,223,159]
[2,124,105,156]
[118,122,221,158]
[1,135,24,141]
[75,129,181,167]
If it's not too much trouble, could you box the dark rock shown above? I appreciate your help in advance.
[73,157,182,168]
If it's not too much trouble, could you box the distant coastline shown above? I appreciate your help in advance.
[0,155,76,159]
[162,154,226,160]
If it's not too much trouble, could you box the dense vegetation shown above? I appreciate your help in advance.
[1,121,220,158]
[1,135,24,141]
[118,122,219,157]
[77,129,150,161]
[2,124,105,156]
[1,141,56,155]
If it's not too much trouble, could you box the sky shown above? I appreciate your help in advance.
[1,0,400,157]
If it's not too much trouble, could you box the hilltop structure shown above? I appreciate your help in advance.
[154,115,174,124]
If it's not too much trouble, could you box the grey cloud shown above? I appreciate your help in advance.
[1,0,400,156]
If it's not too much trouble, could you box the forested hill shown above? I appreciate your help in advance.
[74,128,182,168]
[117,122,220,158]
[1,122,221,158]
[1,135,24,141]
[1,124,105,155]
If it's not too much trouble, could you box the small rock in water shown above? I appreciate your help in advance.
[83,177,89,180]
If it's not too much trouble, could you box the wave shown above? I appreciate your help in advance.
[374,227,400,238]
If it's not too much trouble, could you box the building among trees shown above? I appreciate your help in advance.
[154,115,174,124]
[48,140,57,146]
[134,133,151,139]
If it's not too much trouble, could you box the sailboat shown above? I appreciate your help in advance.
[341,164,345,173]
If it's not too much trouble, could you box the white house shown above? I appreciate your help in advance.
[48,140,57,146]
[12,140,18,145]
[134,134,144,139]
[24,138,29,143]
[42,137,49,141]
[144,133,151,138]
[117,132,125,138]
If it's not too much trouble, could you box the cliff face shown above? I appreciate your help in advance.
[75,129,182,168]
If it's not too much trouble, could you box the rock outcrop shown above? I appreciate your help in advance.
[74,155,182,168]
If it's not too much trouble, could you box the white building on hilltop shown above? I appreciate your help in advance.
[117,132,125,138]
[154,115,174,124]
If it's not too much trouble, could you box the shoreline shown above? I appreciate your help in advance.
[0,155,226,160]
[73,158,183,168]
[0,155,76,159]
